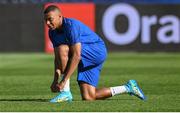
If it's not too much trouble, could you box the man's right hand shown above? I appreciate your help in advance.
[50,81,59,92]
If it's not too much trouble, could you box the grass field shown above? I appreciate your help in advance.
[0,52,180,112]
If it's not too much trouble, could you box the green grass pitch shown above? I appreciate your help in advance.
[0,52,180,111]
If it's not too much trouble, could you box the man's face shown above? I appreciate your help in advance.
[44,10,62,30]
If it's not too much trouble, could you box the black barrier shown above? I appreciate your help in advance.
[96,3,180,52]
[0,4,44,52]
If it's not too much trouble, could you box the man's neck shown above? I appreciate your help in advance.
[56,17,64,33]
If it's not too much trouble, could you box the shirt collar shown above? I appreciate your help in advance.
[61,17,67,33]
[55,17,66,33]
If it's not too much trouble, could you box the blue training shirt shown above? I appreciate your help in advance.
[49,17,104,47]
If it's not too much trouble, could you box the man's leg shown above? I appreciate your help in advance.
[79,82,95,100]
[79,82,111,100]
[50,45,72,103]
[78,46,145,100]
[79,80,146,100]
[58,45,70,92]
[79,82,125,100]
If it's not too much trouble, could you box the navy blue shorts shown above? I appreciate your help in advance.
[77,42,107,87]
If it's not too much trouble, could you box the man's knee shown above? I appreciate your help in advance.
[82,94,96,101]
[58,45,69,73]
[59,47,69,61]
[79,82,96,101]
[58,45,69,57]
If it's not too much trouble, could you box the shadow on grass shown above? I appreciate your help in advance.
[0,99,49,102]
[0,98,135,102]
[0,99,82,102]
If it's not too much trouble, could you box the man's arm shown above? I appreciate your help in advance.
[58,43,81,89]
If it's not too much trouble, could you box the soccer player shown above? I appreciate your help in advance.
[44,5,146,102]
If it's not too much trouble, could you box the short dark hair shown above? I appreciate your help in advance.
[44,5,61,14]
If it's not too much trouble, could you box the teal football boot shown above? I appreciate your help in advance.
[125,80,146,100]
[50,91,73,103]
